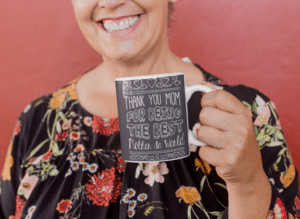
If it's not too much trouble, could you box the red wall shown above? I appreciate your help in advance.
[1,0,300,172]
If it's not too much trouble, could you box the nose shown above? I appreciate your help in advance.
[98,0,127,10]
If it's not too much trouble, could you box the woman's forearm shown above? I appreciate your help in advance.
[227,171,272,219]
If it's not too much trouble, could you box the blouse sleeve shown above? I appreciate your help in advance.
[221,88,299,219]
[0,114,25,218]
[0,99,39,219]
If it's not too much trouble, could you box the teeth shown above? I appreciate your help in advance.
[102,15,140,32]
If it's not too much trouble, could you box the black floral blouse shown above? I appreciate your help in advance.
[0,59,299,219]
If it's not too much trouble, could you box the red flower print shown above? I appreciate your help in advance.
[294,196,300,209]
[69,131,81,141]
[42,149,52,161]
[56,199,72,213]
[14,121,21,135]
[55,132,67,141]
[91,116,119,136]
[11,195,26,219]
[269,198,287,219]
[116,157,126,173]
[293,196,300,218]
[85,167,122,206]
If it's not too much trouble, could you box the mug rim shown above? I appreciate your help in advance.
[115,72,184,81]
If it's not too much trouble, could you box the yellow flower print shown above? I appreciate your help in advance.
[2,141,14,181]
[175,186,201,205]
[49,92,67,109]
[49,83,78,109]
[288,213,294,219]
[59,84,77,100]
[195,158,212,175]
[280,165,296,188]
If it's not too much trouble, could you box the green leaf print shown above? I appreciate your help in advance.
[242,101,252,110]
[58,111,68,123]
[26,139,50,161]
[51,142,64,156]
[275,131,284,140]
[214,183,227,190]
[49,168,59,176]
[266,141,283,147]
[144,205,154,216]
[187,205,192,219]
[209,211,222,217]
[200,176,206,193]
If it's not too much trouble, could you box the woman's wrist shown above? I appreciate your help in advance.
[226,170,272,219]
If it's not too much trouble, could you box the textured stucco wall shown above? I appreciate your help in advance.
[0,0,299,172]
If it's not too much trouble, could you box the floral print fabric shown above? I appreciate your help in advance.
[0,62,299,219]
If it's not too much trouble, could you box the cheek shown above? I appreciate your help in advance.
[75,0,85,9]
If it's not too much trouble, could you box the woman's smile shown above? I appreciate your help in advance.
[97,13,144,38]
[99,14,141,32]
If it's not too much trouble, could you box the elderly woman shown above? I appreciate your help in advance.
[0,0,298,218]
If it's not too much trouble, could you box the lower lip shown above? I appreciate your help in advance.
[98,14,144,38]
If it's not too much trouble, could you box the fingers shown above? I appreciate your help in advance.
[199,145,223,167]
[201,90,247,115]
[199,106,236,131]
[197,125,228,149]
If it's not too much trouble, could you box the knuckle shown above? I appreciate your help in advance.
[225,153,239,166]
[216,167,229,177]
[199,107,209,123]
[197,125,206,141]
[215,90,225,101]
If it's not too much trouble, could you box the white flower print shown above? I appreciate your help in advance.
[27,205,36,214]
[122,194,130,203]
[23,104,32,113]
[82,162,89,171]
[127,206,136,218]
[79,157,86,165]
[71,161,80,172]
[126,188,136,198]
[89,163,98,173]
[67,153,76,162]
[65,169,72,177]
[77,152,85,160]
[25,215,32,219]
[128,200,137,208]
[137,193,148,202]
[269,178,275,185]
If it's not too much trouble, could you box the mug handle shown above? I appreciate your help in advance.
[185,85,214,146]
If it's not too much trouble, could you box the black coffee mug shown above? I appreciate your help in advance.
[115,73,213,162]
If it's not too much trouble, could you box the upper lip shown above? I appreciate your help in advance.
[97,14,141,23]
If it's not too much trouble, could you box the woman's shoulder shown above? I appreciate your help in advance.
[21,81,75,116]
[18,76,81,138]
[194,63,272,104]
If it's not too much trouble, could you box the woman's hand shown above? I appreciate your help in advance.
[198,82,271,218]
[198,82,264,185]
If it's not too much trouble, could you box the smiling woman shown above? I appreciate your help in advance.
[0,0,299,219]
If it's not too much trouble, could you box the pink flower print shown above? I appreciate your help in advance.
[19,172,39,199]
[254,95,271,127]
[276,120,282,130]
[143,162,169,186]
